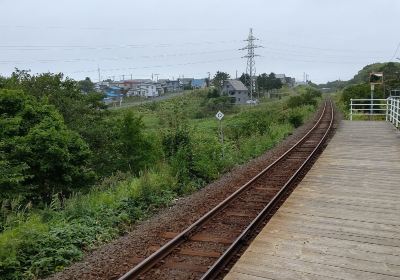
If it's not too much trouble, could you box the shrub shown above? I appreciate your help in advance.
[0,90,94,203]
[286,87,321,109]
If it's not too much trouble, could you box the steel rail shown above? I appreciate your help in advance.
[118,100,332,280]
[200,99,334,279]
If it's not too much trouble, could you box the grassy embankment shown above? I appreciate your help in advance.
[0,87,321,279]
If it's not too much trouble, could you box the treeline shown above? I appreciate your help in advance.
[239,72,284,92]
[0,70,157,204]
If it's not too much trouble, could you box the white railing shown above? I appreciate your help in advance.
[387,97,400,128]
[350,97,400,128]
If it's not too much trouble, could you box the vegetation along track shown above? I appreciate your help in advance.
[118,99,334,280]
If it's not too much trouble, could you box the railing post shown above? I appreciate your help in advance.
[397,99,400,128]
[386,98,389,121]
[350,98,353,121]
[391,98,395,124]
[389,98,392,123]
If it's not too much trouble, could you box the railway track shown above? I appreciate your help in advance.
[118,99,334,280]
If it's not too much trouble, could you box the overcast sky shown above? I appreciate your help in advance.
[0,0,399,83]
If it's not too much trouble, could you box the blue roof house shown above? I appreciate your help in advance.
[104,86,123,97]
[103,86,123,104]
[191,79,207,89]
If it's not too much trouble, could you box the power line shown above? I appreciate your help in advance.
[0,48,238,65]
[0,40,242,51]
[0,24,229,32]
[67,57,242,75]
[260,39,390,55]
[390,42,400,61]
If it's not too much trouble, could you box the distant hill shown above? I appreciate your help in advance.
[319,62,400,92]
[348,62,400,85]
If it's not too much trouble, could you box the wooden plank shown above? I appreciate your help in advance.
[224,271,274,280]
[272,211,400,238]
[244,247,400,277]
[234,255,400,280]
[258,227,400,256]
[249,237,400,265]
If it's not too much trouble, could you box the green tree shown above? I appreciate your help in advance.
[117,111,157,174]
[257,72,283,92]
[78,77,95,93]
[239,73,251,87]
[0,89,94,202]
[212,71,230,89]
[2,69,105,129]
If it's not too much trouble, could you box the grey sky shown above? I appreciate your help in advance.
[0,0,399,83]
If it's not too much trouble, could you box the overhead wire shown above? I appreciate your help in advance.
[390,41,400,61]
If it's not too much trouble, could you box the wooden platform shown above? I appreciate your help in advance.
[224,121,400,280]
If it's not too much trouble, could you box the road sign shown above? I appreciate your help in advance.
[215,111,224,120]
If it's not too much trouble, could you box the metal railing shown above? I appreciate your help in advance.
[350,97,400,128]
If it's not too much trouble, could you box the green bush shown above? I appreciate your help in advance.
[286,87,321,109]
[0,167,178,279]
[0,89,94,202]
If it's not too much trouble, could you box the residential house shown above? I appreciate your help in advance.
[275,74,295,87]
[159,79,181,93]
[103,86,123,104]
[155,83,165,96]
[179,78,193,89]
[127,82,158,98]
[191,79,207,89]
[275,74,286,84]
[221,80,249,104]
[115,79,153,90]
[94,81,110,92]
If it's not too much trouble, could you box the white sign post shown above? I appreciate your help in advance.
[215,111,224,157]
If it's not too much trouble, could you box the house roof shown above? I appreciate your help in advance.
[179,78,193,85]
[192,79,206,87]
[226,80,248,91]
[106,92,121,97]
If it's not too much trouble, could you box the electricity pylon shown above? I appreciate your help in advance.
[240,28,262,101]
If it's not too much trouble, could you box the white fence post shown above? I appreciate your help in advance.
[397,99,400,128]
[391,98,395,124]
[350,98,353,121]
[386,98,389,121]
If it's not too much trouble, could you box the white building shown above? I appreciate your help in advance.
[127,83,158,98]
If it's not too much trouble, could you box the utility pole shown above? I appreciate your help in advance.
[97,66,101,83]
[240,28,262,101]
[154,74,159,82]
